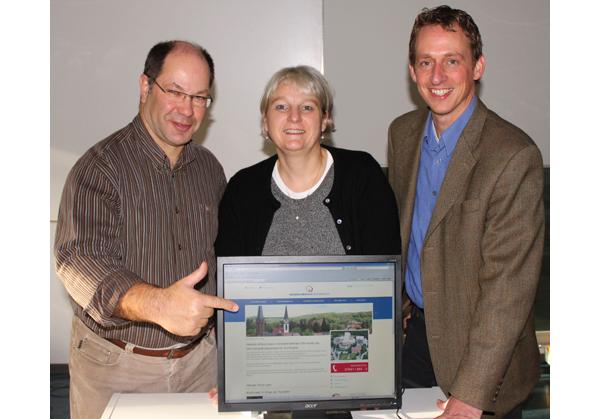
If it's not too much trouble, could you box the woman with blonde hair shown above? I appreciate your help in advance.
[216,65,400,257]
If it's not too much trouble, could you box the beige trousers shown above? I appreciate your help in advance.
[68,316,217,419]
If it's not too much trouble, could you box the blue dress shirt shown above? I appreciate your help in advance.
[405,97,477,308]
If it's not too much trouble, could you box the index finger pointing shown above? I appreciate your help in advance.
[203,295,239,312]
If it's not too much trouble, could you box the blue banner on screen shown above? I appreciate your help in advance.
[225,297,393,322]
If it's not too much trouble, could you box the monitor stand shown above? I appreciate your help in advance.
[264,411,352,419]
[293,411,353,419]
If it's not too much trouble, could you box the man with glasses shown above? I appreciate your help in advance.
[55,40,239,419]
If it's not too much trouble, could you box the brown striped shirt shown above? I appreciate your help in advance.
[54,115,226,348]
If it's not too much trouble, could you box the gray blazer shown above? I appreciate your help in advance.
[388,98,544,417]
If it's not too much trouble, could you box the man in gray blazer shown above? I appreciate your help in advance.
[388,6,544,419]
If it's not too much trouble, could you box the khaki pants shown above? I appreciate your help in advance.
[68,316,217,419]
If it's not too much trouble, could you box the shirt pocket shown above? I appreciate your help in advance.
[201,202,218,241]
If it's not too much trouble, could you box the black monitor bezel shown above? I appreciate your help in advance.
[216,254,402,414]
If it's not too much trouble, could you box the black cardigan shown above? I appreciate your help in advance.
[215,145,401,256]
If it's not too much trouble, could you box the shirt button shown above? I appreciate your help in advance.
[178,244,182,250]
[336,219,342,224]
[175,207,179,214]
[432,190,437,196]
[345,245,352,251]
[324,198,331,204]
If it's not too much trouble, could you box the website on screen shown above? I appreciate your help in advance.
[222,262,396,403]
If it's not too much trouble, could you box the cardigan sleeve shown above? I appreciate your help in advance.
[214,161,280,257]
[325,147,402,256]
[356,154,402,255]
[215,178,245,257]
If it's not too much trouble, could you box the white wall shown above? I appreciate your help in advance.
[50,0,324,364]
[323,0,550,166]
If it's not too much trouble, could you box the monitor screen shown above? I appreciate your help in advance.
[217,255,402,417]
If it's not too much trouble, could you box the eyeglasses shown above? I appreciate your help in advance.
[145,73,212,108]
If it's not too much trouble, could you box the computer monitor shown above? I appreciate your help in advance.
[217,255,402,418]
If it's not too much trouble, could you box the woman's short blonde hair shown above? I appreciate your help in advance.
[260,65,335,133]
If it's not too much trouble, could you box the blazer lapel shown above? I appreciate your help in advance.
[395,111,428,266]
[425,99,488,243]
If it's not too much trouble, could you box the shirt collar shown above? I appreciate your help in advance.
[423,96,477,157]
[131,114,195,171]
